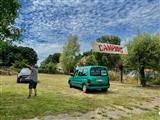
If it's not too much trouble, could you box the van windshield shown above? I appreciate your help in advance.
[90,67,107,76]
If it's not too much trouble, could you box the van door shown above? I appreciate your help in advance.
[72,70,80,87]
[78,68,88,88]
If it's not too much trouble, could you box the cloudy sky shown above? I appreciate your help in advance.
[15,0,160,65]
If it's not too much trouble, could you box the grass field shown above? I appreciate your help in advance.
[0,74,160,120]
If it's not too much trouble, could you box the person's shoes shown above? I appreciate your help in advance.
[27,95,31,99]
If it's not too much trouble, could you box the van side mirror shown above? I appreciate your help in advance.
[70,73,74,76]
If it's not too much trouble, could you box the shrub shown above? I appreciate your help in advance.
[11,59,28,69]
[150,74,160,85]
[85,55,98,66]
[0,68,17,75]
[39,62,57,74]
[109,71,120,81]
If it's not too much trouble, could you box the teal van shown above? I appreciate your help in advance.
[68,66,110,93]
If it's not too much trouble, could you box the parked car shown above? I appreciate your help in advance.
[68,66,110,93]
[127,70,138,78]
[17,68,31,83]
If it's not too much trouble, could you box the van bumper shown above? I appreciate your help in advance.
[87,84,110,89]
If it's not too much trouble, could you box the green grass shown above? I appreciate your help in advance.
[120,110,160,120]
[0,74,160,120]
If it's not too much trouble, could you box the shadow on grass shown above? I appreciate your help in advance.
[71,86,116,95]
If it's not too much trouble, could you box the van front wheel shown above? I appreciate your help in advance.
[82,85,88,93]
[69,81,73,88]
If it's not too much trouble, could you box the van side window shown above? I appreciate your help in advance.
[79,68,88,76]
[74,70,79,76]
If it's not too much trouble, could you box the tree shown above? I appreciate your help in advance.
[0,0,21,42]
[16,46,38,65]
[60,35,80,73]
[95,35,121,69]
[123,33,160,86]
[46,62,56,74]
[0,41,14,66]
[39,53,60,73]
[12,59,28,69]
[0,41,38,66]
[42,53,60,65]
[85,54,98,66]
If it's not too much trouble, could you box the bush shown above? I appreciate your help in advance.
[11,59,28,69]
[150,74,160,85]
[109,71,120,81]
[0,68,17,75]
[85,55,98,66]
[39,62,57,74]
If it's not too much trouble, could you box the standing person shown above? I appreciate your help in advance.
[26,64,38,99]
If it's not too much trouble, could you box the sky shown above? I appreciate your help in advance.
[15,0,160,65]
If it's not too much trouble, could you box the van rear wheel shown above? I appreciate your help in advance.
[82,85,88,93]
[102,88,108,92]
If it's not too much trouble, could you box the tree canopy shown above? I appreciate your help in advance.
[95,35,121,69]
[0,41,38,67]
[0,0,21,42]
[41,53,60,65]
[123,33,160,86]
[60,35,80,73]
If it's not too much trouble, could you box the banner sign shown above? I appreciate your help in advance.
[92,42,128,54]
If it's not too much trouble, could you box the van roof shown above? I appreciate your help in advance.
[77,66,107,69]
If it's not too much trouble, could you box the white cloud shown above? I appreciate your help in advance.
[16,0,160,64]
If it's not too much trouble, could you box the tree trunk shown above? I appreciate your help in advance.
[139,67,146,87]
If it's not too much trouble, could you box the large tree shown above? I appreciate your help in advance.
[40,53,60,73]
[95,35,121,69]
[60,35,80,73]
[41,53,60,65]
[123,33,160,86]
[0,0,21,42]
[0,41,38,66]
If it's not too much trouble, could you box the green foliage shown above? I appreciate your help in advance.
[39,62,57,74]
[11,59,28,69]
[109,71,120,81]
[41,53,60,65]
[123,33,160,86]
[0,41,38,66]
[16,46,38,65]
[0,0,21,42]
[46,62,57,74]
[152,78,160,85]
[149,73,160,85]
[85,54,98,66]
[60,35,80,73]
[39,53,61,74]
[95,35,121,69]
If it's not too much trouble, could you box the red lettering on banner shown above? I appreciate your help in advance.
[103,45,108,51]
[98,44,123,53]
[98,45,103,51]
[107,44,114,51]
[93,42,127,54]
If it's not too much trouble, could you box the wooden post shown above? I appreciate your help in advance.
[118,60,123,83]
[120,65,123,83]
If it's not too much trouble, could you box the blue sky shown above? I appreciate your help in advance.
[15,0,160,65]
